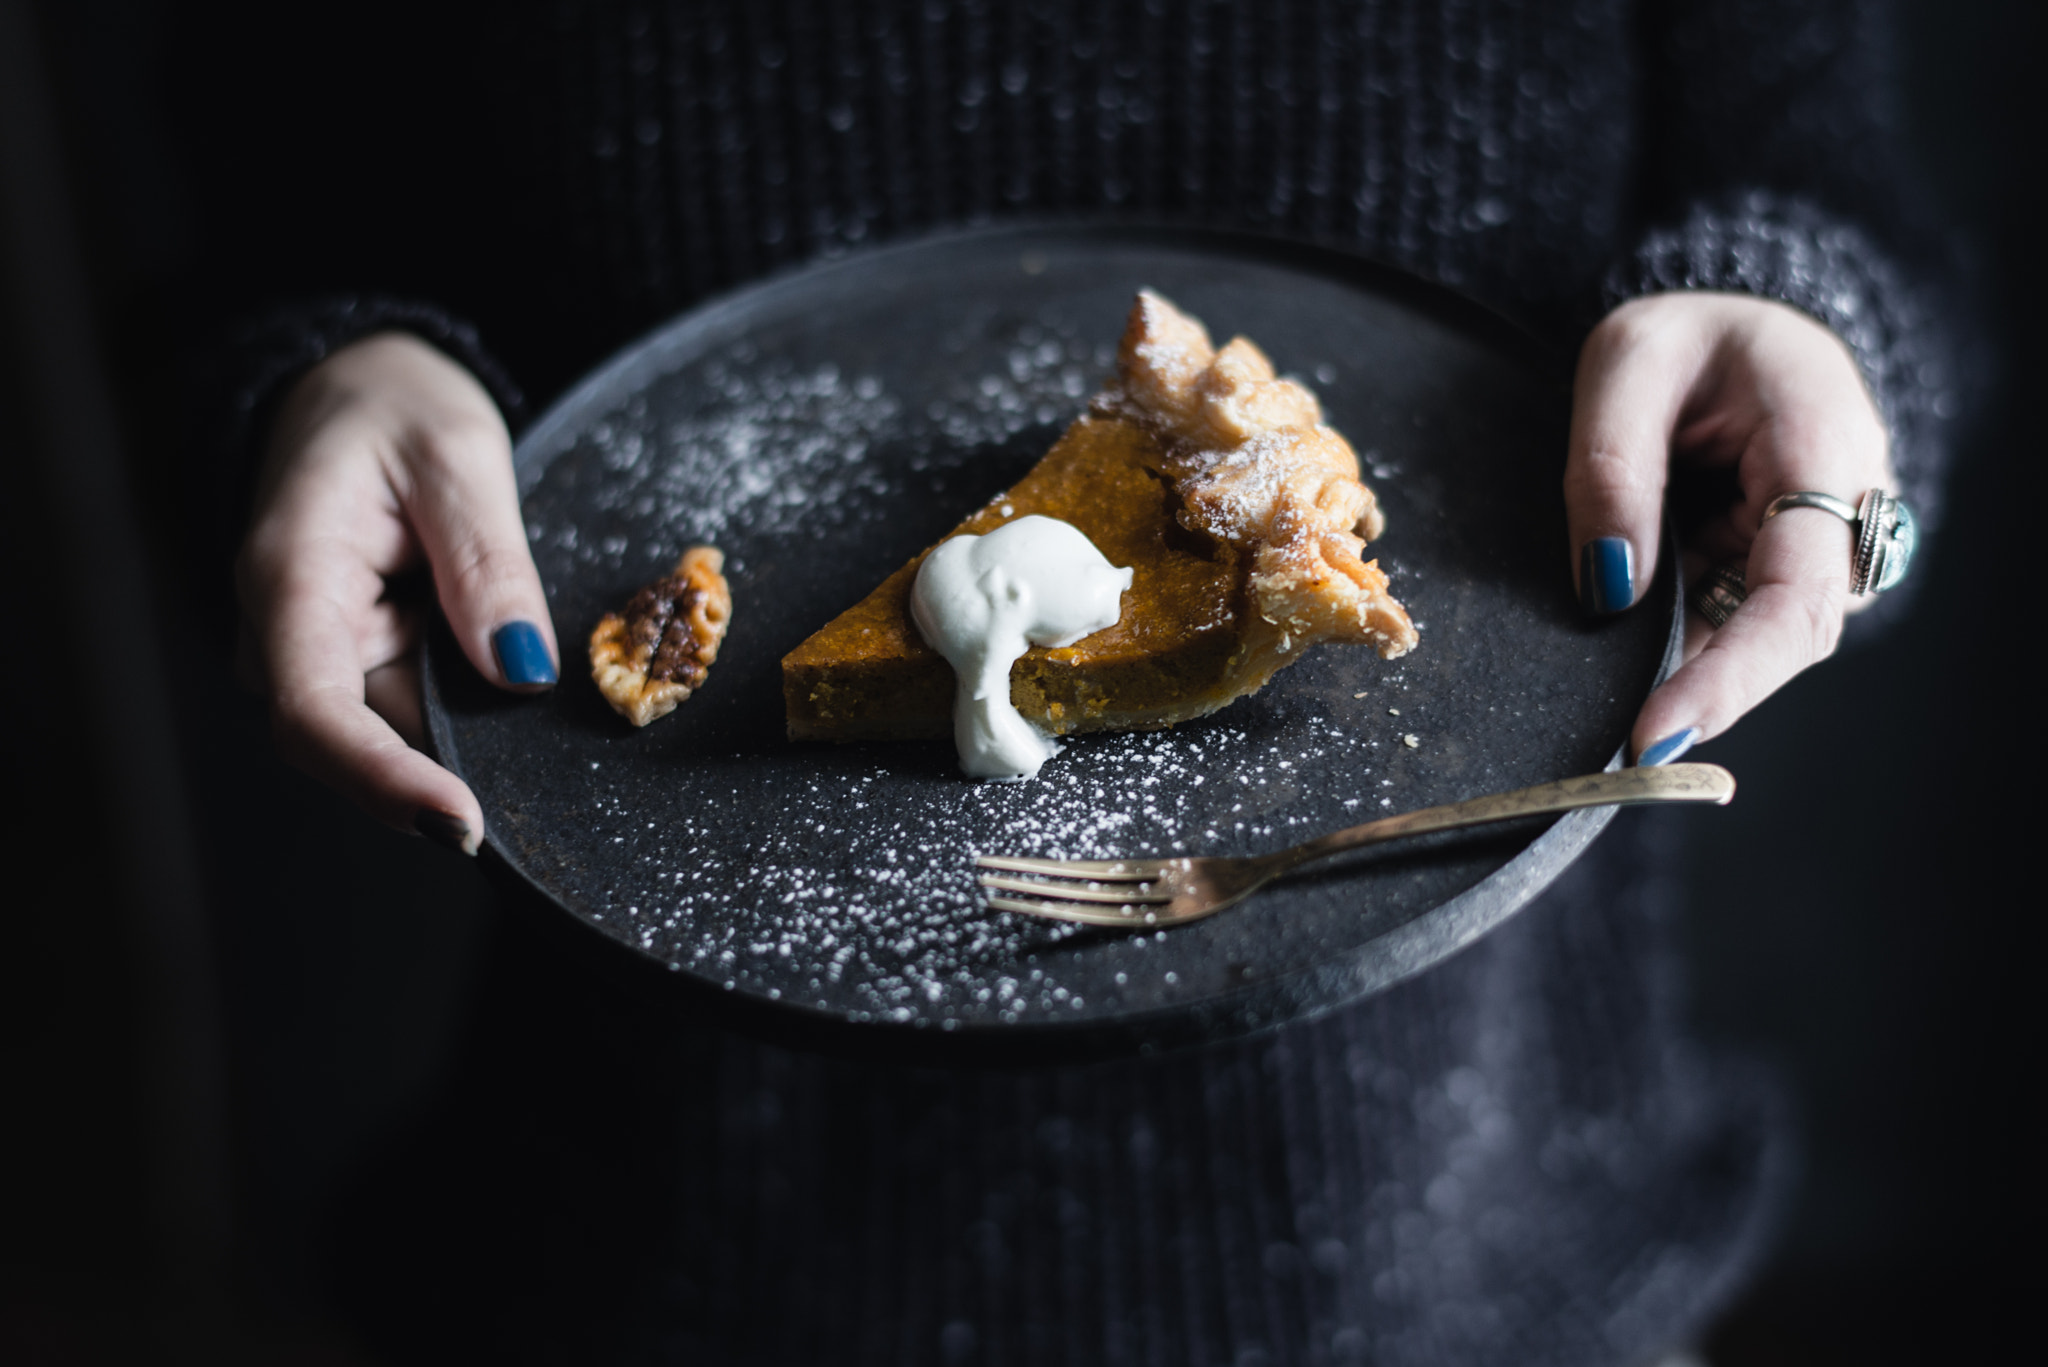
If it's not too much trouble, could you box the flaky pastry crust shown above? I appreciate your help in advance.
[1105,291,1417,661]
[590,545,733,726]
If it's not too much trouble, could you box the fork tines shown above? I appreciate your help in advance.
[974,854,1172,923]
[978,874,1170,905]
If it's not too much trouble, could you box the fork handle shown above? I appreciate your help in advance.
[1272,763,1735,874]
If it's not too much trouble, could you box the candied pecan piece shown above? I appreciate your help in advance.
[589,546,732,726]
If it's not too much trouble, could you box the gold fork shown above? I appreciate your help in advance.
[977,762,1734,927]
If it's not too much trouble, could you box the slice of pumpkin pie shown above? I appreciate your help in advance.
[781,291,1417,743]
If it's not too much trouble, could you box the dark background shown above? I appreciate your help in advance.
[2,1,2038,1362]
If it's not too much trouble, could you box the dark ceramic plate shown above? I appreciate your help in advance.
[424,224,1678,1062]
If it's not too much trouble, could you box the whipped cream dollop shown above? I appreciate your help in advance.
[910,515,1132,780]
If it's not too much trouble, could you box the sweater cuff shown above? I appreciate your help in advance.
[1602,192,1957,634]
[220,295,525,450]
[211,296,527,518]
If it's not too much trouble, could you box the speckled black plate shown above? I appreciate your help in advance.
[424,224,1678,1063]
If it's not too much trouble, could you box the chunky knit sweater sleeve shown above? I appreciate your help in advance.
[1607,0,1958,536]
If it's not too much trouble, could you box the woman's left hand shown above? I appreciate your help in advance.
[1565,292,1893,763]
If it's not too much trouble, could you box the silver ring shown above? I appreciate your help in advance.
[1689,564,1748,628]
[1761,487,1917,596]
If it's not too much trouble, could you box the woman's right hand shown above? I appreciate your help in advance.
[236,332,557,853]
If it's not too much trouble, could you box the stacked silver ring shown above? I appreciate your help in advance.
[1761,487,1918,596]
[1690,564,1748,628]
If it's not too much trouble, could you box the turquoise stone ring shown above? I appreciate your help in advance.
[1761,487,1917,597]
[1854,488,1917,595]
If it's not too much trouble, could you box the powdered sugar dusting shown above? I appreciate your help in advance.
[1169,428,1301,542]
[568,699,1424,1025]
[528,357,903,576]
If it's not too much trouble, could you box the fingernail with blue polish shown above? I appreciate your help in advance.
[1579,537,1636,615]
[1638,727,1702,767]
[415,808,475,854]
[492,620,557,686]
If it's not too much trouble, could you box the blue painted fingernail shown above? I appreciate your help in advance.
[1579,537,1636,615]
[491,620,557,686]
[1637,727,1702,767]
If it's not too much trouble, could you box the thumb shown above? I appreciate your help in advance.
[400,413,560,691]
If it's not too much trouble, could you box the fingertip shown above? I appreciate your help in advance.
[385,760,486,853]
[491,619,559,688]
[268,675,486,846]
[406,767,487,853]
[414,806,484,856]
[1634,726,1702,767]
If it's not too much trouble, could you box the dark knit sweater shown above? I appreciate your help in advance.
[216,0,1952,534]
[202,2,1955,1363]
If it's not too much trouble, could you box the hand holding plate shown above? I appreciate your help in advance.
[1562,293,1896,763]
[236,332,555,852]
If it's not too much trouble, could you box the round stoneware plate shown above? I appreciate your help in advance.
[424,224,1679,1062]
